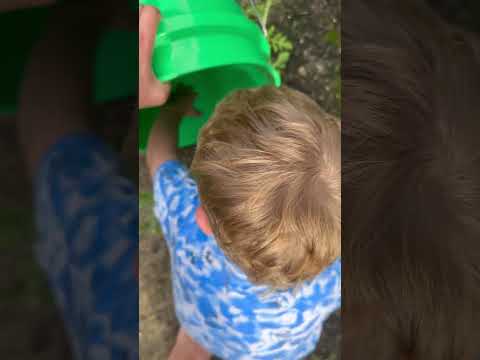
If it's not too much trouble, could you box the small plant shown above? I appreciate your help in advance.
[243,0,293,72]
[268,25,293,70]
[243,0,281,32]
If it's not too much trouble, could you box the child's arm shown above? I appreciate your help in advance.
[17,2,104,177]
[146,108,182,178]
[141,4,200,250]
[17,3,139,358]
[147,93,199,249]
[146,92,198,179]
[139,5,176,178]
[140,6,198,178]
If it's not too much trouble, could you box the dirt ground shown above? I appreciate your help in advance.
[140,1,341,359]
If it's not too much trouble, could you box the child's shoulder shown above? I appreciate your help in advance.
[155,160,196,189]
[153,160,200,247]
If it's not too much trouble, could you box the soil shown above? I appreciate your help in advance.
[271,0,341,116]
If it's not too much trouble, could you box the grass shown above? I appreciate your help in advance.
[139,191,161,237]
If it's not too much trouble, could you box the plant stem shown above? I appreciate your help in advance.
[261,0,273,30]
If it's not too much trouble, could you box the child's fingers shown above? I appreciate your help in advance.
[139,5,160,78]
[170,92,202,117]
[188,108,202,117]
[146,80,172,107]
[139,5,172,108]
[184,94,202,117]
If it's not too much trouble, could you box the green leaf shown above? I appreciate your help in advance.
[269,27,293,52]
[273,51,291,71]
[267,25,276,36]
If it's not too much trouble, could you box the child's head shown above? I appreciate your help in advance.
[191,86,340,288]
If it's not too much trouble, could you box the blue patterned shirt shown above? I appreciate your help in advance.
[35,135,138,360]
[154,160,341,360]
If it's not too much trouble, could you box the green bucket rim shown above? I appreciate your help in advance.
[152,11,277,80]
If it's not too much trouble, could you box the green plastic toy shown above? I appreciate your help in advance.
[139,0,281,151]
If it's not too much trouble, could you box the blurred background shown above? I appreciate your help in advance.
[0,1,137,359]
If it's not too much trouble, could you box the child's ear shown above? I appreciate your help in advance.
[195,206,213,236]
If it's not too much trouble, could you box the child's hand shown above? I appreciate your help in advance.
[139,5,171,109]
[163,85,201,118]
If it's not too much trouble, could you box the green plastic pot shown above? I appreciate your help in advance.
[139,0,281,151]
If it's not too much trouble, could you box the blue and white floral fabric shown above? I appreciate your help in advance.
[35,134,138,360]
[154,160,341,360]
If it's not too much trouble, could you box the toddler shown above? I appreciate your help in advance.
[141,5,341,360]
[147,85,341,360]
